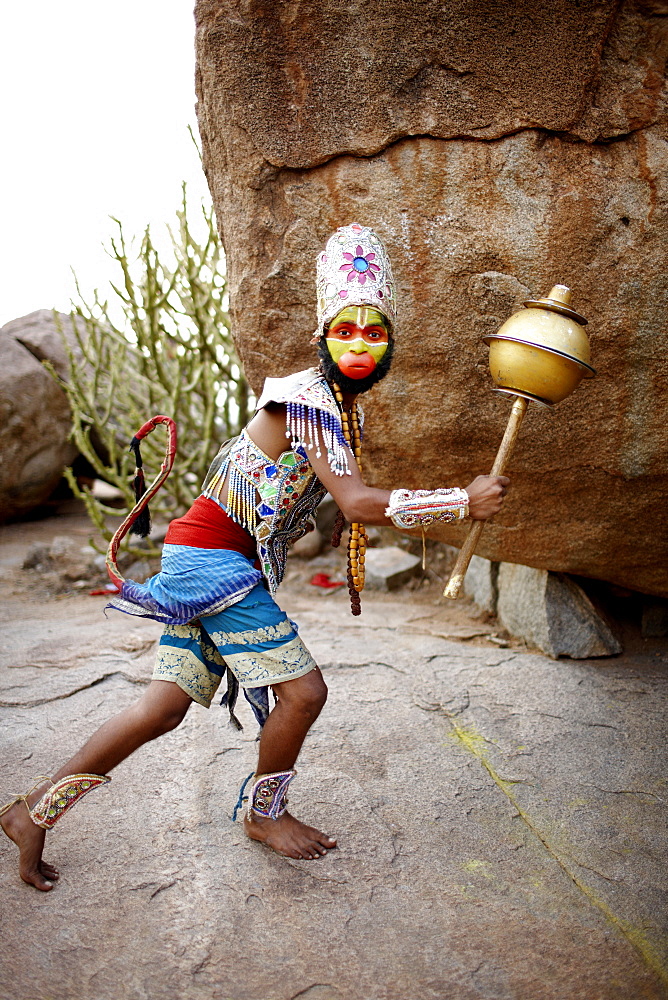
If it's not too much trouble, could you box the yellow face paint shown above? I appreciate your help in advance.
[326,306,389,366]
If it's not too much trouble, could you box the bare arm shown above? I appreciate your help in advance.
[245,403,509,522]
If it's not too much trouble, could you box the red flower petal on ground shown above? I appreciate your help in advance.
[310,572,345,589]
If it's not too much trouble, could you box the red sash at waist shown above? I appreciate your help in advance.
[165,496,257,560]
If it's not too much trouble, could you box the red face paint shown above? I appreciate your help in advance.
[336,351,378,379]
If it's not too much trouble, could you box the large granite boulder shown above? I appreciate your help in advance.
[195,0,668,598]
[0,311,80,521]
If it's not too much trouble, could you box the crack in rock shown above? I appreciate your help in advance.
[588,784,663,802]
[290,985,341,1000]
[0,670,149,708]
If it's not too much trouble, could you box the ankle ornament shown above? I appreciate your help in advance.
[247,770,295,821]
[385,487,469,529]
[29,774,111,829]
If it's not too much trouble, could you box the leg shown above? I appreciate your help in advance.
[197,585,336,861]
[1,680,192,891]
[244,667,337,860]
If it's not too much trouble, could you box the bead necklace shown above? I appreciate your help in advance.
[332,381,367,616]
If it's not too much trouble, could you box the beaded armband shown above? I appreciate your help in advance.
[385,488,469,529]
[29,774,111,829]
[247,769,295,821]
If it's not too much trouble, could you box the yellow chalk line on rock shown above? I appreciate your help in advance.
[444,717,668,987]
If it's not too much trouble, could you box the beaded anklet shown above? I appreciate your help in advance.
[247,770,296,821]
[0,773,111,830]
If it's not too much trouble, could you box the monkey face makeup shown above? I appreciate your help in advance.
[325,307,389,380]
[318,305,394,395]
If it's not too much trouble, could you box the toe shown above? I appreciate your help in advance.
[21,869,54,892]
[41,863,60,880]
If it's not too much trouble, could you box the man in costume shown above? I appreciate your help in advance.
[0,224,508,889]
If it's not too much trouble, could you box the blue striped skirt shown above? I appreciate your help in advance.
[107,544,263,625]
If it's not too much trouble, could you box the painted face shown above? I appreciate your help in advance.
[325,306,389,380]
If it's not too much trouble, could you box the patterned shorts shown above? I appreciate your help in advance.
[152,583,316,708]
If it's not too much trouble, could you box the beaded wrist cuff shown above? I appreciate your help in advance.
[29,774,111,829]
[247,769,296,821]
[385,488,469,529]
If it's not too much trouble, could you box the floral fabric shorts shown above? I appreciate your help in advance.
[152,582,316,709]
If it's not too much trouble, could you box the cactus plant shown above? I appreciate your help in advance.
[48,185,250,557]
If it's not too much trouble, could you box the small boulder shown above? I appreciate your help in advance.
[0,337,77,521]
[1,309,84,380]
[364,546,421,591]
[49,536,96,581]
[289,527,324,559]
[22,543,53,571]
[0,311,81,521]
[463,554,498,613]
[497,564,622,659]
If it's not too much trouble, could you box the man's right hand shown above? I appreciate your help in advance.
[464,475,510,520]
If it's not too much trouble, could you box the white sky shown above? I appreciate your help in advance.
[1,1,210,327]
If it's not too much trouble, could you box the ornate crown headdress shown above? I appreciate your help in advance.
[314,223,397,340]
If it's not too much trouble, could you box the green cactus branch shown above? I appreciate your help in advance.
[50,184,251,558]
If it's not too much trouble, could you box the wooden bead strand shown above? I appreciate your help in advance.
[332,382,367,615]
[348,403,367,592]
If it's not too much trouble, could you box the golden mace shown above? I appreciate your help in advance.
[443,284,596,600]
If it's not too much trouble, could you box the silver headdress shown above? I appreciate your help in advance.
[314,223,397,340]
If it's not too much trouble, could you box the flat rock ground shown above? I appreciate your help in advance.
[0,505,666,1000]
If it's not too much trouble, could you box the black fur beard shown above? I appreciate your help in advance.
[317,337,394,396]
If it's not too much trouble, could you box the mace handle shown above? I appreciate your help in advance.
[443,395,528,599]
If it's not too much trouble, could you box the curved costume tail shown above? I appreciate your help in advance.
[105,415,178,589]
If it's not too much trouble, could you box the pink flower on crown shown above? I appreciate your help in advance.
[339,245,381,285]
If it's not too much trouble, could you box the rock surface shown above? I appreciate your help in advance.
[363,544,421,591]
[1,508,667,999]
[462,552,498,613]
[195,0,668,598]
[496,563,623,658]
[2,308,83,381]
[0,312,79,520]
[642,599,668,637]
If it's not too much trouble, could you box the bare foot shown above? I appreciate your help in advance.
[1,799,60,891]
[244,810,337,860]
